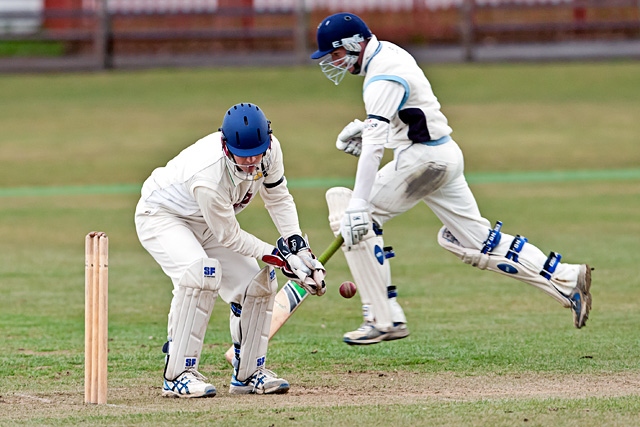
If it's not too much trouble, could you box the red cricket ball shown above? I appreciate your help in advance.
[339,281,357,299]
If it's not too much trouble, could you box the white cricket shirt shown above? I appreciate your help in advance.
[139,132,301,259]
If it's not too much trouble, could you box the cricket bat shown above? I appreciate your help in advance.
[224,234,344,364]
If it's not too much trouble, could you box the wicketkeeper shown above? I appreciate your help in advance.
[311,13,592,345]
[135,102,326,397]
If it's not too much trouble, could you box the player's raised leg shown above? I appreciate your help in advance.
[438,224,592,328]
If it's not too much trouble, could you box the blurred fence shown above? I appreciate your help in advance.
[0,0,639,71]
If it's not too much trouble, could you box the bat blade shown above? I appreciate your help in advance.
[224,234,344,364]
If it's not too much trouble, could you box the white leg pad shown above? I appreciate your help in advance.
[232,266,278,382]
[165,258,221,380]
[326,186,396,330]
[326,186,353,238]
[437,226,571,307]
[343,235,395,330]
[388,287,407,324]
[326,187,374,309]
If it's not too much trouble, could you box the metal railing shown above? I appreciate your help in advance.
[0,0,639,71]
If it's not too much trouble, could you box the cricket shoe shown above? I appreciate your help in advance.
[570,264,593,329]
[229,368,290,395]
[162,369,216,398]
[343,322,409,346]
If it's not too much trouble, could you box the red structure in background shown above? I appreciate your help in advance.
[43,0,84,30]
[33,0,640,62]
[219,0,255,28]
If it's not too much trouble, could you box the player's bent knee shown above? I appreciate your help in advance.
[437,226,489,269]
[177,257,222,291]
[437,226,570,306]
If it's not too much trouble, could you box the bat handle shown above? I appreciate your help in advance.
[318,235,344,264]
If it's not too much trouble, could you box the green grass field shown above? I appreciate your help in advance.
[1,61,639,426]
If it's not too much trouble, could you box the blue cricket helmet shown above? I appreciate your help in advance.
[220,103,272,157]
[311,12,372,60]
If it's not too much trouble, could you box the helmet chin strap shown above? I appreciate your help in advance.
[259,156,270,178]
[222,140,272,182]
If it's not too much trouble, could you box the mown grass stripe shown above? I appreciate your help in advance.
[0,168,639,198]
[466,168,640,184]
[0,184,142,198]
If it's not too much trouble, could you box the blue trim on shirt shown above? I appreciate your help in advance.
[363,42,383,74]
[364,75,410,111]
[419,135,451,146]
[366,114,390,123]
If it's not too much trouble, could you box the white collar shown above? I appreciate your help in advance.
[359,34,381,76]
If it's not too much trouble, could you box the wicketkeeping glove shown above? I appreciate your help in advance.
[340,208,370,247]
[336,119,364,157]
[261,235,326,296]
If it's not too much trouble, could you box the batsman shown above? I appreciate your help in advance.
[310,12,592,345]
[135,102,326,398]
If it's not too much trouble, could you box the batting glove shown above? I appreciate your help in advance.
[340,208,370,247]
[261,235,326,296]
[297,251,326,296]
[336,119,364,157]
[286,234,326,296]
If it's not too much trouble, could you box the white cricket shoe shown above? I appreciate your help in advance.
[162,369,216,398]
[229,368,290,395]
[570,264,592,329]
[343,322,409,346]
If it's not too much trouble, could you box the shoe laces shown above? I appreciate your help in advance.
[233,367,277,387]
[357,322,375,332]
[255,367,278,380]
[183,368,208,382]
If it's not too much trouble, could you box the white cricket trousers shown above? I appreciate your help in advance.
[370,139,492,248]
[134,200,260,306]
[370,139,559,271]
